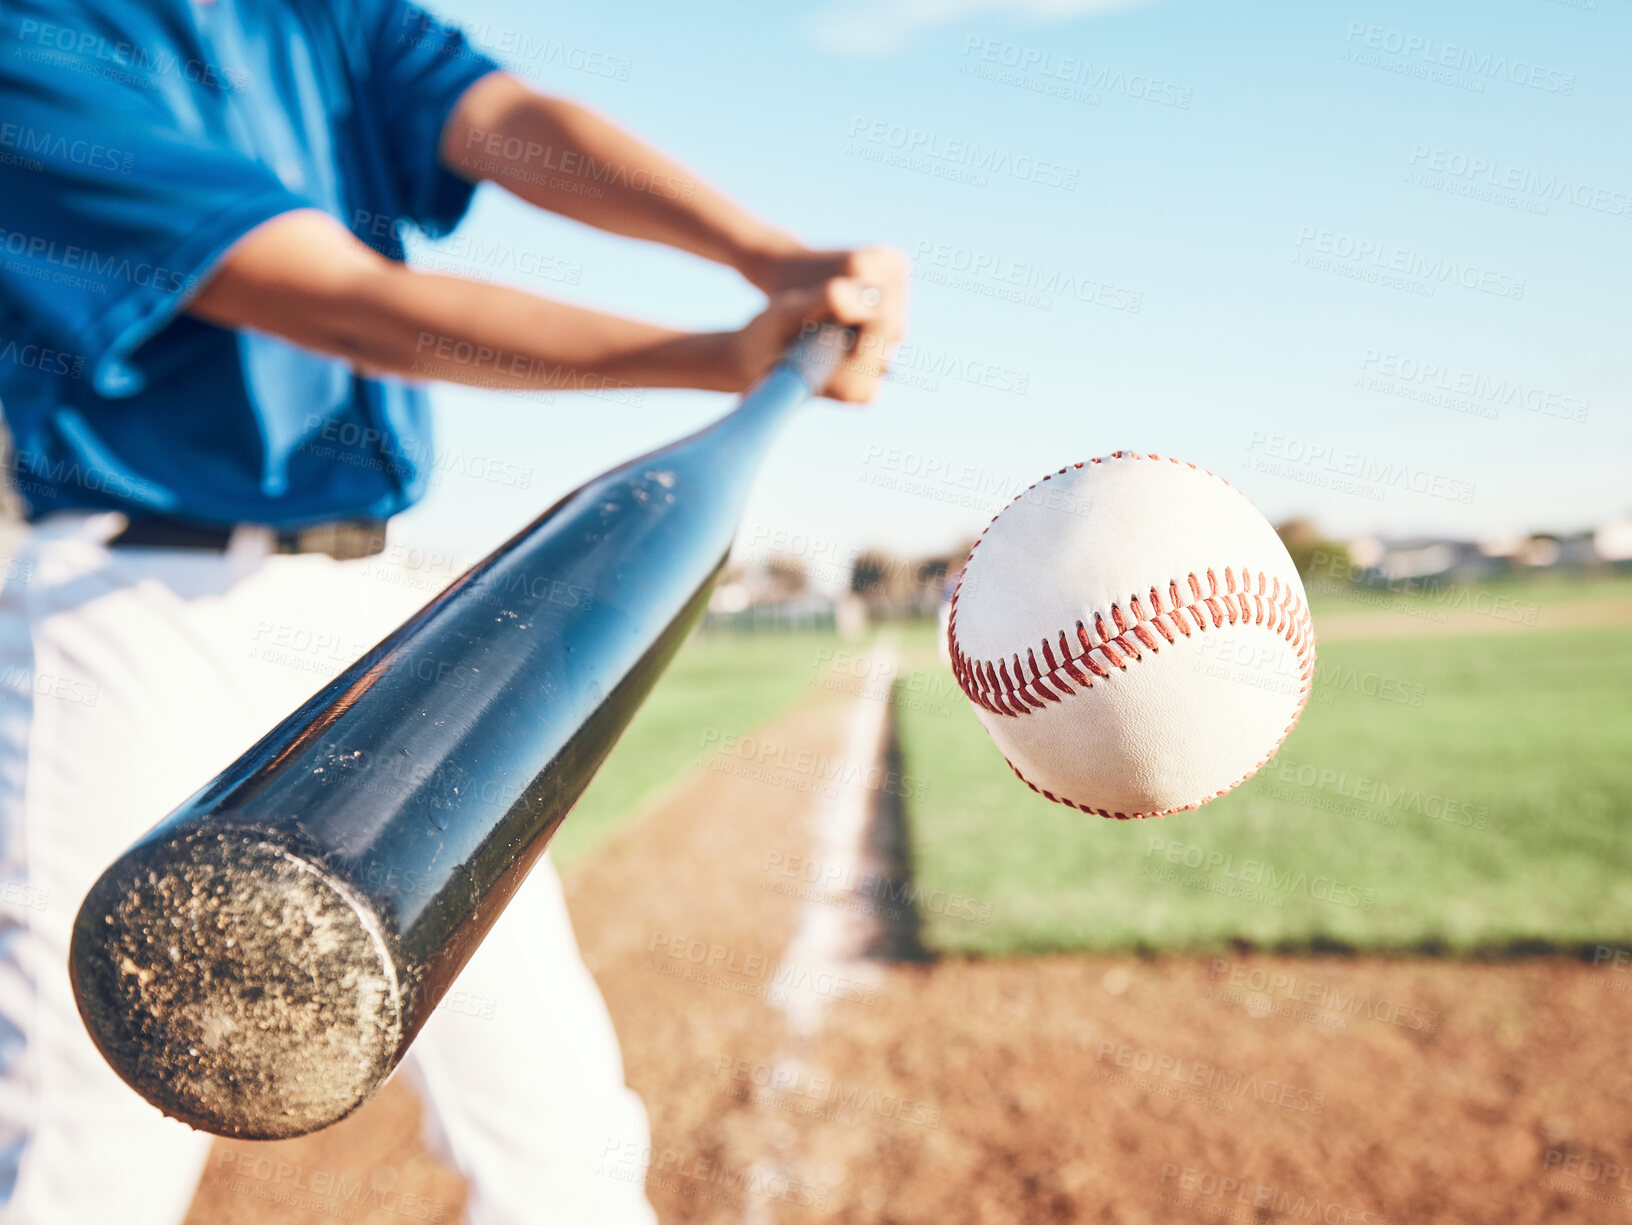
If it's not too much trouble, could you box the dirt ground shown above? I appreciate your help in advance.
[185,1075,467,1223]
[188,673,1632,1224]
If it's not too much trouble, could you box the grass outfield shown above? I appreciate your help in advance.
[895,586,1632,957]
[551,627,839,867]
[1305,568,1632,620]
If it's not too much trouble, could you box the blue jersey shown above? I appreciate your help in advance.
[0,0,500,526]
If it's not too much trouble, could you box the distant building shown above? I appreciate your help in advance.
[1593,518,1632,563]
[1341,523,1624,587]
[702,558,836,633]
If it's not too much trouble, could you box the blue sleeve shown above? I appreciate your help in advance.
[0,91,313,398]
[358,1,503,237]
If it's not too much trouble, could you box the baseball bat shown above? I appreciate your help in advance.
[69,325,852,1140]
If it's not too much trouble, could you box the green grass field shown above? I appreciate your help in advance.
[551,576,1631,958]
[895,580,1632,957]
[550,627,840,867]
[1305,567,1632,620]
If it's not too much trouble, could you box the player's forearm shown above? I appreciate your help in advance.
[443,73,798,280]
[187,209,881,404]
[187,216,744,393]
[344,265,744,394]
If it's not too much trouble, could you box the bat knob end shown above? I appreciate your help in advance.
[70,830,403,1139]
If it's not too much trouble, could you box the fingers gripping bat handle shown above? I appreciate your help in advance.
[68,326,852,1139]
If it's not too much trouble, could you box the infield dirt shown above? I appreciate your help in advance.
[186,668,1631,1224]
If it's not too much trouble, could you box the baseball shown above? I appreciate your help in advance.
[948,452,1315,820]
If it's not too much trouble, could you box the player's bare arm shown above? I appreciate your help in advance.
[188,72,907,403]
[440,72,909,398]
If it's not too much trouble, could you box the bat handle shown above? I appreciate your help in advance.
[782,322,859,394]
[711,322,858,452]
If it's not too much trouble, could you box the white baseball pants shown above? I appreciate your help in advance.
[0,512,654,1225]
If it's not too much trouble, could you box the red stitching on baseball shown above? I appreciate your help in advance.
[951,565,1312,720]
[944,450,1316,820]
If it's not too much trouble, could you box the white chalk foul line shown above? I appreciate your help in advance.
[738,635,900,1224]
[775,636,898,1036]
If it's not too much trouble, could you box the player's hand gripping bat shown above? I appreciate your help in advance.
[69,326,853,1139]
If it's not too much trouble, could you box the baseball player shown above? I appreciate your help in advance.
[0,1,906,1221]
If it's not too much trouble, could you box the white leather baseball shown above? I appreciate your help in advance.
[947,452,1314,820]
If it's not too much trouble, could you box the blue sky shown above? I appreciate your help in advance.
[397,0,1631,577]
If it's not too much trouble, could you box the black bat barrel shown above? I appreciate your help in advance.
[69,339,839,1140]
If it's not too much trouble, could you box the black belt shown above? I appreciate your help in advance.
[108,514,389,560]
